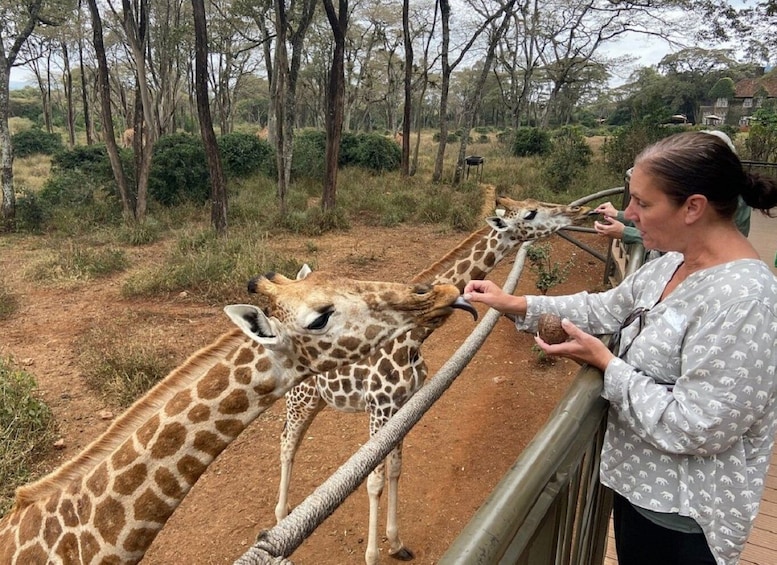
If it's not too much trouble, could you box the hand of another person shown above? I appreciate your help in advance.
[534,318,615,371]
[594,202,618,218]
[463,280,526,316]
[594,217,626,240]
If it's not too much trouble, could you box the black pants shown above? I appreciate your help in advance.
[612,493,716,565]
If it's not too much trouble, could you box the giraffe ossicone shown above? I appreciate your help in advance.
[0,269,474,565]
[275,197,594,565]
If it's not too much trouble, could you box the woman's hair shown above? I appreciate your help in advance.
[634,131,777,218]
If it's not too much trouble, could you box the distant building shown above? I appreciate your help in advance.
[698,68,777,128]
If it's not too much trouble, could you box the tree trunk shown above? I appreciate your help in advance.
[62,41,76,148]
[322,0,348,212]
[400,0,412,176]
[77,25,93,145]
[86,0,135,220]
[192,0,228,233]
[432,0,451,183]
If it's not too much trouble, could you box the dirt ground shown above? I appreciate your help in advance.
[0,217,609,564]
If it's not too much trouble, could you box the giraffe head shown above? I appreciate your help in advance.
[492,196,592,240]
[225,269,476,373]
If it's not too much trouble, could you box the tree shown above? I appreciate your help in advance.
[1,0,61,229]
[192,0,227,233]
[321,0,347,211]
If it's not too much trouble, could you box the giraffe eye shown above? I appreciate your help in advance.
[307,309,334,330]
[523,210,538,220]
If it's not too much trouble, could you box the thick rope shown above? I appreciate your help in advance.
[234,244,530,565]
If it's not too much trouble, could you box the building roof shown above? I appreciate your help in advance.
[735,72,777,98]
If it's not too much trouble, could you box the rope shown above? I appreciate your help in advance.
[234,243,530,565]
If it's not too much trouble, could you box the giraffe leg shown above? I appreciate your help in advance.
[365,458,386,565]
[276,380,325,522]
[386,441,413,560]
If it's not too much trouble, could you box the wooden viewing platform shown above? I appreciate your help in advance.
[605,210,777,565]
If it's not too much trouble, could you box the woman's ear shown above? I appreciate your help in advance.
[684,194,708,224]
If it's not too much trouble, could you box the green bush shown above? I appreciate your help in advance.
[0,358,55,515]
[745,108,777,162]
[512,127,551,157]
[347,133,401,173]
[602,122,683,176]
[11,128,63,157]
[542,127,593,193]
[149,133,209,206]
[292,129,327,179]
[218,132,274,178]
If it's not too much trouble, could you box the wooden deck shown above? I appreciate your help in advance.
[605,211,777,564]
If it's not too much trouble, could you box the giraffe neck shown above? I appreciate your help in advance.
[0,329,304,564]
[413,225,527,291]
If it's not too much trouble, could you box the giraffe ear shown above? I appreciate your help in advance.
[485,216,508,231]
[296,264,313,280]
[224,304,282,345]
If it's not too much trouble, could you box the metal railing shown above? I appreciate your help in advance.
[234,187,638,564]
[439,200,647,565]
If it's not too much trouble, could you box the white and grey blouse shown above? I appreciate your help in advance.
[515,253,777,565]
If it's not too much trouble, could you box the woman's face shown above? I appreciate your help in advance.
[624,164,685,252]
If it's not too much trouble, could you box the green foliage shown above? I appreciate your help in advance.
[432,131,460,142]
[292,129,327,179]
[342,133,401,172]
[511,127,551,157]
[709,77,735,100]
[745,108,777,162]
[0,358,55,516]
[217,132,274,178]
[526,242,573,294]
[78,326,173,408]
[121,228,305,303]
[11,128,63,157]
[601,122,684,176]
[149,133,209,206]
[541,127,593,192]
[26,244,129,282]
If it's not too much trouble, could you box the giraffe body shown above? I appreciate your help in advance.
[275,198,594,564]
[0,270,473,564]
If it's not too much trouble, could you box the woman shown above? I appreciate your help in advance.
[464,131,777,565]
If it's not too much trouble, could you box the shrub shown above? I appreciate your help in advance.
[149,133,209,206]
[542,127,593,193]
[511,127,551,157]
[601,122,682,176]
[11,128,63,157]
[218,132,274,178]
[347,133,401,173]
[0,358,55,515]
[292,129,327,179]
[526,242,573,294]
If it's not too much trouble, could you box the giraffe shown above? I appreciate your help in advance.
[274,197,594,565]
[0,269,475,564]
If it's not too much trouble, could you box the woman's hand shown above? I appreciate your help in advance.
[534,318,615,371]
[594,217,626,240]
[594,202,618,218]
[463,280,526,316]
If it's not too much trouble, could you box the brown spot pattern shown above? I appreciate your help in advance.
[123,526,157,553]
[187,403,210,423]
[18,542,49,563]
[111,441,139,470]
[214,418,243,438]
[165,390,193,417]
[136,414,160,448]
[218,389,249,415]
[234,366,252,385]
[234,347,255,365]
[42,516,63,548]
[94,497,125,545]
[197,364,231,399]
[177,455,207,486]
[154,467,184,499]
[113,463,148,496]
[59,499,78,528]
[134,488,173,523]
[79,531,100,563]
[150,422,187,460]
[193,430,227,458]
[18,506,42,543]
[86,463,109,497]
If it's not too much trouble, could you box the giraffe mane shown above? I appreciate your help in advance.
[411,226,491,284]
[12,328,249,511]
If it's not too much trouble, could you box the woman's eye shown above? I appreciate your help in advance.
[307,310,333,330]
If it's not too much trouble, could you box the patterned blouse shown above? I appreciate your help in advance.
[516,253,777,565]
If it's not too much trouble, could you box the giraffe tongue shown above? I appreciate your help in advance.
[452,296,478,320]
